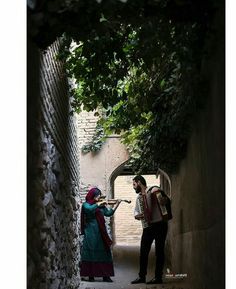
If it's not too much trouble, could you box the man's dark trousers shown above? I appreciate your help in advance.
[139,221,168,279]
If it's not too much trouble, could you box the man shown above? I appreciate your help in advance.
[131,175,172,285]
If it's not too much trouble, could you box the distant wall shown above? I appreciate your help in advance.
[77,111,129,200]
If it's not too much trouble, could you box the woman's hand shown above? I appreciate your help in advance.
[97,201,107,207]
[112,199,122,212]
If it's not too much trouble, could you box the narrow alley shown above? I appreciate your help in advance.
[27,2,225,289]
[80,245,187,289]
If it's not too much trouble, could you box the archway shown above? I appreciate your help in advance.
[113,174,159,245]
[109,164,172,246]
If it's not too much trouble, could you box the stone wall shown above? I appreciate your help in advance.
[27,39,81,289]
[168,11,224,289]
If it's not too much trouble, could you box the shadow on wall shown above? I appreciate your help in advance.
[179,209,184,272]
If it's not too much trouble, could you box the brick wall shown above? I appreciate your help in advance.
[27,39,81,289]
[77,110,99,150]
[76,110,99,201]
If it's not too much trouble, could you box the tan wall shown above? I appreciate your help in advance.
[114,175,160,245]
[77,111,130,200]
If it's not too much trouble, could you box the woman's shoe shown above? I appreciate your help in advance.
[103,277,113,282]
[89,277,95,282]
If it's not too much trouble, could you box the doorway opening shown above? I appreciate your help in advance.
[113,174,160,246]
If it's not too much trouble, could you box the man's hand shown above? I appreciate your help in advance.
[135,213,144,220]
[151,188,168,206]
[157,195,168,206]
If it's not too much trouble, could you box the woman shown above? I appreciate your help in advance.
[80,187,121,282]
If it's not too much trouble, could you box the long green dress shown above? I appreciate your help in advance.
[80,202,115,277]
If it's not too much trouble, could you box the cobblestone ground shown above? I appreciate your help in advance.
[79,245,188,289]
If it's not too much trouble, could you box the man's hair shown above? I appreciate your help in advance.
[133,175,147,186]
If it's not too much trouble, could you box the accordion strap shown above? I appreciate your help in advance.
[142,194,152,224]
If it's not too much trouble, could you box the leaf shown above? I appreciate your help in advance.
[100,13,108,23]
[160,79,165,88]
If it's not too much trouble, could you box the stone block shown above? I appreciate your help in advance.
[50,279,60,289]
[43,191,53,206]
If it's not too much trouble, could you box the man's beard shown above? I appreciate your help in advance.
[135,185,141,194]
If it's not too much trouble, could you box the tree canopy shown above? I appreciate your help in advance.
[28,0,224,173]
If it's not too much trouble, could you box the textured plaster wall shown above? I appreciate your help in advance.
[168,14,225,289]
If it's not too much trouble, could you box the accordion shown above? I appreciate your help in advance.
[152,188,172,221]
[138,188,172,226]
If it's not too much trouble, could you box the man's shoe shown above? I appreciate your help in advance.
[103,277,113,282]
[146,277,163,284]
[131,277,146,284]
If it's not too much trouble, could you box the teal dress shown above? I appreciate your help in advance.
[80,202,115,277]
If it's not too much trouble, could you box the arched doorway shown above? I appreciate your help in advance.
[113,174,159,245]
[109,165,173,281]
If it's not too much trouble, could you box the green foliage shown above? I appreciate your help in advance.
[62,18,209,172]
[28,0,222,173]
[82,123,106,153]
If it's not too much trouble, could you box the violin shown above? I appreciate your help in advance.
[98,195,131,205]
[107,199,131,205]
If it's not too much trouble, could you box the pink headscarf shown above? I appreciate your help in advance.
[81,187,112,250]
[85,187,101,204]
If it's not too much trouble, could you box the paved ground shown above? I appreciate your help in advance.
[79,245,188,289]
